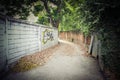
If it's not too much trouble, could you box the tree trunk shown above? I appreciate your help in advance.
[41,0,62,28]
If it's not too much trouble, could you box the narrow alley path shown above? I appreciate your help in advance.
[4,40,103,80]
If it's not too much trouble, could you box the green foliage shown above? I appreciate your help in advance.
[37,16,49,25]
[33,0,62,28]
[0,0,37,19]
[90,0,120,78]
[60,0,120,79]
[1,0,120,78]
[32,2,44,16]
[64,1,74,12]
[100,31,120,79]
[59,0,94,35]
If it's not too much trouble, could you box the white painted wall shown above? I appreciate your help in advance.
[0,16,58,71]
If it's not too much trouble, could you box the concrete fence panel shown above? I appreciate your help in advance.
[0,16,58,72]
[7,20,40,63]
[0,18,6,71]
[41,27,58,50]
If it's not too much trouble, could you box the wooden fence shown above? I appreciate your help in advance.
[59,31,91,52]
[0,16,58,72]
[59,31,104,70]
[90,34,103,70]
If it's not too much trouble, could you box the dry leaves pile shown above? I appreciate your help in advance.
[11,45,59,72]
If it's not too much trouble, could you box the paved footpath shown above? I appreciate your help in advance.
[3,40,103,80]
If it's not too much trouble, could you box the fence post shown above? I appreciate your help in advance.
[4,17,9,69]
[38,26,41,51]
[88,35,94,54]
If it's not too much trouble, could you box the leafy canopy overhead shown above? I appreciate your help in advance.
[0,0,120,33]
[0,0,38,19]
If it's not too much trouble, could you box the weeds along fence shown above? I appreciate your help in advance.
[0,15,58,72]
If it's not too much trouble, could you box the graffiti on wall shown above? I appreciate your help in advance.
[42,29,54,44]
